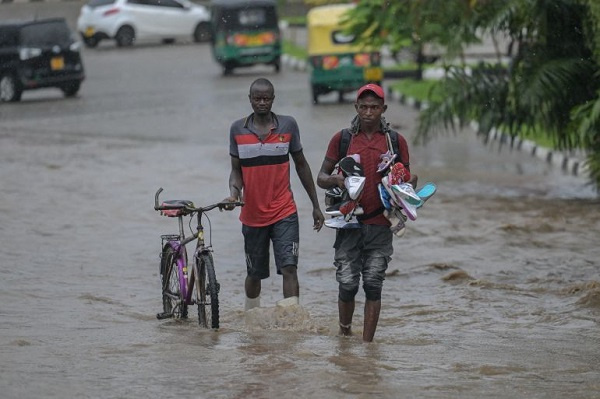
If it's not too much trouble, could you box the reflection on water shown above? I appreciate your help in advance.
[1,126,599,399]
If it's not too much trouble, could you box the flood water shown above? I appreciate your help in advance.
[1,41,600,399]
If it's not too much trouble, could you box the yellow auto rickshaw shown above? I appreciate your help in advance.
[307,4,383,104]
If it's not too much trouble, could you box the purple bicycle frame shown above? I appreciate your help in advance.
[166,240,190,303]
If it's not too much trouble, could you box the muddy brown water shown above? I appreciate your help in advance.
[2,110,599,398]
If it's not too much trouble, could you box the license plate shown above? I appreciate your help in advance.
[364,67,383,81]
[50,56,64,71]
[85,27,95,37]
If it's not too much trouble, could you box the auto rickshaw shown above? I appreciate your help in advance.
[307,4,383,104]
[209,0,281,75]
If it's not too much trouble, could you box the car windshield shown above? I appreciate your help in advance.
[20,21,73,47]
[88,0,116,6]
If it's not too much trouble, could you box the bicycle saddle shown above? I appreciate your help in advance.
[160,200,194,217]
[161,200,194,208]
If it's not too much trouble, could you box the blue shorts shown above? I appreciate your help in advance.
[242,213,299,279]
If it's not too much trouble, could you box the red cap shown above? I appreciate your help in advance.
[356,83,384,103]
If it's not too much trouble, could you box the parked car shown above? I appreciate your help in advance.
[0,18,85,102]
[77,0,212,48]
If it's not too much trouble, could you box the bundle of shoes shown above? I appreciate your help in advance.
[324,141,436,233]
[377,151,420,237]
[324,155,366,229]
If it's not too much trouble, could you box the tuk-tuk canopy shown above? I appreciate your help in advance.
[210,0,277,8]
[307,4,374,56]
[210,0,279,32]
[307,3,354,27]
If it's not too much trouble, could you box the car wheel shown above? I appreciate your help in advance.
[162,38,175,45]
[193,22,212,43]
[61,82,81,98]
[115,26,135,47]
[0,73,22,102]
[83,36,99,48]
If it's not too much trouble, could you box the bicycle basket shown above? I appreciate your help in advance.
[160,200,194,217]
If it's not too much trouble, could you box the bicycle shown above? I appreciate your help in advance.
[153,187,243,329]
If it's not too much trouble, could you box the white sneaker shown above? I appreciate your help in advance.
[324,215,361,229]
[345,176,365,200]
[391,182,421,201]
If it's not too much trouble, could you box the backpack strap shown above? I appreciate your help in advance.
[338,128,351,160]
[340,123,407,169]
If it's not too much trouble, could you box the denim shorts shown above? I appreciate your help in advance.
[333,224,393,290]
[242,213,299,279]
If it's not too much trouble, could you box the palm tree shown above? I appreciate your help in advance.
[417,0,600,189]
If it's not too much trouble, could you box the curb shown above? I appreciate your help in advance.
[386,87,587,178]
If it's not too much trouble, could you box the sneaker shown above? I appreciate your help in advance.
[381,176,401,208]
[345,176,365,200]
[325,201,364,217]
[388,162,411,185]
[325,186,345,207]
[377,151,397,173]
[378,183,392,209]
[338,156,364,177]
[384,208,407,237]
[324,215,361,229]
[397,196,418,221]
[391,182,421,201]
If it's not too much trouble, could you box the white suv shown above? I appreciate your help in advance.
[77,0,212,47]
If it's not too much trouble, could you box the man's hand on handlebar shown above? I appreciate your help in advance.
[221,196,241,211]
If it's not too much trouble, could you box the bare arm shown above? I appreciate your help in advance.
[291,150,324,232]
[223,156,243,207]
[317,157,345,190]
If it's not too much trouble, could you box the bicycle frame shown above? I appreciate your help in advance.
[162,210,209,306]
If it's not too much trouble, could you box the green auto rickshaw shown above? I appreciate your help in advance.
[307,4,383,104]
[210,0,281,75]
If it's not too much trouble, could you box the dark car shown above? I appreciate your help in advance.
[0,18,85,102]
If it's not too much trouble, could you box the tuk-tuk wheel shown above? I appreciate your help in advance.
[311,85,319,104]
[223,64,234,76]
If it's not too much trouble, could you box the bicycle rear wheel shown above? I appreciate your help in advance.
[195,253,219,329]
[159,245,188,319]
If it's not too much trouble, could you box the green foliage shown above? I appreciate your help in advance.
[282,39,307,59]
[372,0,600,190]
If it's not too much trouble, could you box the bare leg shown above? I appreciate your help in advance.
[245,275,261,298]
[281,265,299,298]
[363,299,381,342]
[338,298,355,336]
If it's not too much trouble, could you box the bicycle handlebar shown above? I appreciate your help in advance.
[154,187,244,213]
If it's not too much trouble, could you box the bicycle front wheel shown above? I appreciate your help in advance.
[195,253,219,329]
[159,244,188,319]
